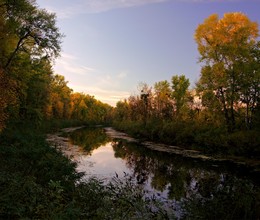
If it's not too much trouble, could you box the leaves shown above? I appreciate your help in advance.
[195,12,260,131]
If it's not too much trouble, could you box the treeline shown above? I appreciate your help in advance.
[113,13,260,157]
[0,0,112,132]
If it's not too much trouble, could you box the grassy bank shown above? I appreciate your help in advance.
[113,119,260,158]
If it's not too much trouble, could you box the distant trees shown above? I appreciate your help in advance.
[48,74,72,119]
[114,75,192,124]
[69,92,112,124]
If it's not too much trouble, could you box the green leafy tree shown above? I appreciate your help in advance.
[237,41,260,129]
[1,0,63,70]
[115,100,130,121]
[16,56,53,123]
[171,75,190,117]
[153,80,172,119]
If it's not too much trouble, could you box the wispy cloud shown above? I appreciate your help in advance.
[45,0,169,18]
[70,84,130,106]
[55,52,96,75]
[53,52,130,106]
[42,0,243,19]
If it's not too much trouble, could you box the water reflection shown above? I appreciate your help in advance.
[67,127,259,219]
[66,127,110,155]
[79,143,131,178]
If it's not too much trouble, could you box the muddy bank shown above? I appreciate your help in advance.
[104,127,260,175]
[46,126,85,160]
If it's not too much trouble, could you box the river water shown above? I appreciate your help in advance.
[63,126,259,219]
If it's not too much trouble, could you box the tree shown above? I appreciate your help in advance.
[115,100,130,121]
[0,69,16,131]
[1,0,63,70]
[0,0,62,130]
[237,41,260,129]
[138,82,152,124]
[14,56,53,123]
[153,80,172,119]
[49,74,72,119]
[171,75,190,117]
[195,12,259,131]
[0,0,63,130]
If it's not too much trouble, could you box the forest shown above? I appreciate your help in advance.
[0,0,259,219]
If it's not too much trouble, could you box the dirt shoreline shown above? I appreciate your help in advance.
[46,126,85,160]
[104,127,260,176]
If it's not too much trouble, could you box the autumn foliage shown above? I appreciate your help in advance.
[0,0,111,131]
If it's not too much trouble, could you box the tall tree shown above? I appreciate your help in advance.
[49,74,72,119]
[171,75,190,117]
[237,41,260,129]
[153,80,172,119]
[195,12,259,131]
[0,0,63,130]
[138,82,152,124]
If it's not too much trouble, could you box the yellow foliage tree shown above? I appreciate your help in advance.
[195,12,259,131]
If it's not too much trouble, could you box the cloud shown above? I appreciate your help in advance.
[70,84,130,106]
[55,52,96,75]
[117,71,127,79]
[42,0,242,19]
[53,52,131,106]
[46,0,169,18]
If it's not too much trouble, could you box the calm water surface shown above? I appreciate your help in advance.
[65,127,259,218]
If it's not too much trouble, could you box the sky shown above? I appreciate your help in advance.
[36,0,260,106]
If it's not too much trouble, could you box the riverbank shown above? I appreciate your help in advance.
[112,120,260,159]
[46,126,85,159]
[104,127,260,179]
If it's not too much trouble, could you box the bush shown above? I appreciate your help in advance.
[227,130,260,157]
[0,128,79,219]
[73,175,174,219]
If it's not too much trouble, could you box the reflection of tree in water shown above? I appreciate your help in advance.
[67,127,111,155]
[112,140,151,184]
[111,139,197,199]
[183,174,259,219]
[111,139,259,219]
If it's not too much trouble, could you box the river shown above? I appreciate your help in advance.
[57,126,259,219]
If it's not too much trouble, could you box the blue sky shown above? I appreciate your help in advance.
[37,0,260,106]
